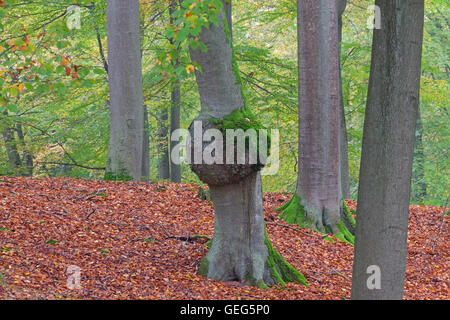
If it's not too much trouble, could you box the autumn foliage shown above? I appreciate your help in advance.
[0,177,448,299]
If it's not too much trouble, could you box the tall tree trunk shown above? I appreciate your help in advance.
[105,0,144,181]
[1,111,21,175]
[169,0,181,183]
[338,0,350,199]
[170,84,181,182]
[412,109,426,203]
[351,0,424,300]
[157,105,170,180]
[189,0,306,287]
[16,124,33,177]
[141,104,150,180]
[278,0,354,242]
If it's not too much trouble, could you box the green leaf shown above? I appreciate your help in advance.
[5,104,17,112]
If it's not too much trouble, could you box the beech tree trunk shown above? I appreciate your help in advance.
[169,0,181,183]
[16,124,33,177]
[142,105,150,180]
[1,111,21,175]
[106,0,144,181]
[338,0,351,199]
[279,0,354,242]
[157,106,170,180]
[190,0,306,287]
[351,0,424,300]
[412,109,426,203]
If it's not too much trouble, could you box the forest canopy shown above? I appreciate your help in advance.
[0,0,447,205]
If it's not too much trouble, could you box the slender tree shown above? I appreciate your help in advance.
[1,111,21,175]
[338,0,351,199]
[157,106,170,180]
[16,124,33,177]
[142,105,150,180]
[412,109,426,203]
[351,0,425,300]
[188,0,306,287]
[277,0,354,242]
[169,0,181,183]
[105,0,144,181]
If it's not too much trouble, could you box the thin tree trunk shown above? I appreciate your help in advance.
[169,0,181,183]
[157,105,170,180]
[142,104,150,180]
[1,111,21,175]
[106,0,144,181]
[170,84,181,182]
[351,0,424,300]
[338,0,350,199]
[189,0,306,287]
[16,124,33,177]
[412,109,426,203]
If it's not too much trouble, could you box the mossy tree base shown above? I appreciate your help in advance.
[199,230,307,288]
[197,172,307,288]
[277,195,355,245]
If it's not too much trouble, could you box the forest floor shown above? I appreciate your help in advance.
[0,177,448,300]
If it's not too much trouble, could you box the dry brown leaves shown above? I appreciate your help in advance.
[0,177,448,300]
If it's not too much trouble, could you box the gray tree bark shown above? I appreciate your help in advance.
[170,84,181,182]
[351,0,424,300]
[142,104,150,180]
[189,1,306,287]
[280,0,354,241]
[157,106,170,180]
[412,109,426,203]
[106,0,144,181]
[16,124,33,177]
[338,0,350,199]
[1,111,21,175]
[169,0,181,183]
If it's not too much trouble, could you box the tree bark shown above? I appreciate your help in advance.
[170,84,181,182]
[338,0,350,199]
[16,124,33,177]
[141,104,150,180]
[169,0,181,183]
[106,0,144,181]
[1,111,21,175]
[351,0,424,300]
[157,106,170,180]
[412,109,426,203]
[279,0,354,242]
[190,0,306,287]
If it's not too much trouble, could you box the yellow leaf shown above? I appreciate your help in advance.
[61,57,70,67]
[186,64,195,74]
[17,83,25,94]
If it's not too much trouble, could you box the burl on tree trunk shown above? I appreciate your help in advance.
[188,1,306,288]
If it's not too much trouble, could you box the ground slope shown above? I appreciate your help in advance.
[0,177,447,299]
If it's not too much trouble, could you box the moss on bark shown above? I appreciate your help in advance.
[104,168,133,182]
[277,195,355,245]
[263,230,308,287]
[198,230,308,288]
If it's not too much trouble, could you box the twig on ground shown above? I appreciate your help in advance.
[265,221,315,237]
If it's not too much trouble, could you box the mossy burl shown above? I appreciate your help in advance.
[276,195,355,245]
[208,108,272,163]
